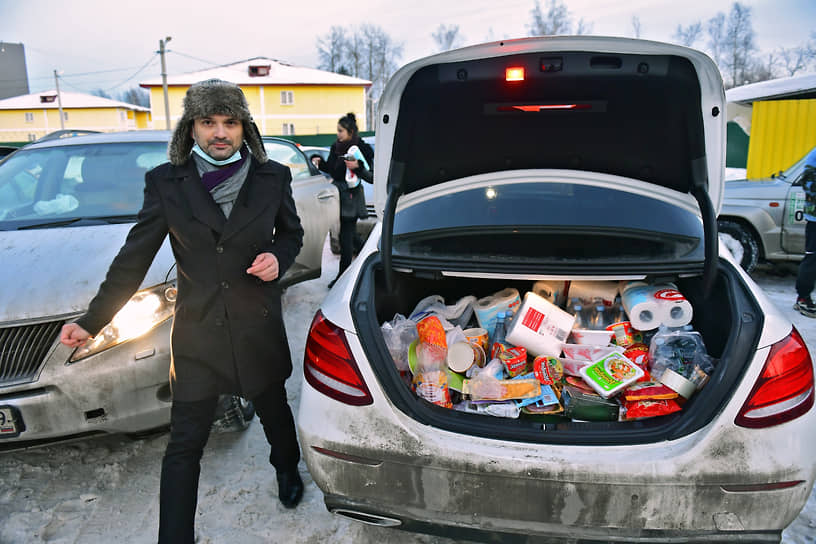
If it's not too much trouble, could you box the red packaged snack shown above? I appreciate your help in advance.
[533,356,564,385]
[497,345,528,377]
[623,343,651,382]
[622,381,679,402]
[622,398,682,420]
[415,315,447,349]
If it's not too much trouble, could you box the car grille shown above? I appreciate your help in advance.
[0,321,63,386]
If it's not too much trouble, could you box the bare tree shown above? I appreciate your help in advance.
[673,22,703,47]
[91,88,112,99]
[432,24,464,52]
[631,16,642,39]
[317,26,349,74]
[574,18,593,36]
[119,87,149,108]
[528,0,571,35]
[778,46,808,77]
[706,12,726,68]
[722,2,757,87]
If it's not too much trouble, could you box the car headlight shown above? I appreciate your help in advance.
[69,282,177,363]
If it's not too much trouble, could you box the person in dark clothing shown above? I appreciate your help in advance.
[59,79,305,543]
[795,151,816,317]
[316,112,374,288]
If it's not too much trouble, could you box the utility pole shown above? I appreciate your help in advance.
[159,36,172,130]
[53,69,65,130]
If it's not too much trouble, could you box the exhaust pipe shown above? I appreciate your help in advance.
[330,508,402,527]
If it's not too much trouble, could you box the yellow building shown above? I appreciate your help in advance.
[0,90,150,142]
[139,57,371,136]
[726,74,816,179]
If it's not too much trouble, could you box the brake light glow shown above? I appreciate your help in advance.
[496,103,592,112]
[303,310,373,406]
[735,327,814,428]
[505,67,525,81]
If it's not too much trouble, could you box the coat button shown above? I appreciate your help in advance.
[215,318,224,327]
[216,245,224,253]
[262,308,269,317]
[221,281,230,289]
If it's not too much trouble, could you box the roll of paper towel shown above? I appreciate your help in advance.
[654,286,693,328]
[620,281,662,331]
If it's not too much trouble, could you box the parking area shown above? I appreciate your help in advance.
[0,245,814,544]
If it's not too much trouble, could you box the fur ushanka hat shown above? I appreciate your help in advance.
[168,79,267,165]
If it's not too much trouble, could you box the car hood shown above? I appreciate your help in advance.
[722,177,789,199]
[0,224,174,324]
[374,36,725,215]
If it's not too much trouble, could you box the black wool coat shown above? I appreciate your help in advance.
[76,157,304,402]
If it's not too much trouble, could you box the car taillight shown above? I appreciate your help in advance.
[303,310,373,406]
[735,327,814,428]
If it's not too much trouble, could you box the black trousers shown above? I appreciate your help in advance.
[157,381,300,544]
[797,221,816,299]
[337,217,358,278]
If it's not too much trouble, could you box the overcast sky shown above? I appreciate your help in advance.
[2,0,814,96]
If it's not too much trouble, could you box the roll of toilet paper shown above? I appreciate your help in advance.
[654,286,693,328]
[474,288,521,340]
[620,282,662,331]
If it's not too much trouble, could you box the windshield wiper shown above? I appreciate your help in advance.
[16,215,137,230]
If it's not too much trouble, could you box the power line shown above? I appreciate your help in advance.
[100,54,159,92]
[169,49,229,68]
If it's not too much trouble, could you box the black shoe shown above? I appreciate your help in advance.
[794,297,816,318]
[277,468,304,508]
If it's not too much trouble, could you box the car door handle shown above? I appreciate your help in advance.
[317,190,336,200]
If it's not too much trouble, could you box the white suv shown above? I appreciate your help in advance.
[297,37,816,542]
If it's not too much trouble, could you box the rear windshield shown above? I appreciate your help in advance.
[0,142,167,230]
[392,182,703,264]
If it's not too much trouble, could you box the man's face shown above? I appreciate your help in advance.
[191,114,244,161]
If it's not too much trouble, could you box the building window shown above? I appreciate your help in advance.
[282,123,295,136]
[120,111,127,122]
[39,95,57,103]
[27,133,37,141]
[249,64,271,77]
[25,112,34,123]
[280,90,293,105]
[62,111,68,121]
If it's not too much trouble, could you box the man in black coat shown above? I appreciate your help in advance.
[59,79,305,543]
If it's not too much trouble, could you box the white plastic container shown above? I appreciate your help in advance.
[505,291,574,357]
[579,350,645,398]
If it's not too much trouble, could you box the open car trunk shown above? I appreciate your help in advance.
[350,255,763,446]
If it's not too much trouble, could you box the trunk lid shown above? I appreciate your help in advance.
[373,37,725,289]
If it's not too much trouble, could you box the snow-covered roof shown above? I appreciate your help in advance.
[726,73,816,104]
[139,57,371,87]
[0,90,149,111]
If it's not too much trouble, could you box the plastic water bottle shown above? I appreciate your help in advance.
[571,304,585,329]
[589,304,607,330]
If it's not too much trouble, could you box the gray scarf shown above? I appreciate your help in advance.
[193,152,251,219]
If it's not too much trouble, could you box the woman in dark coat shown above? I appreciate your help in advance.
[317,112,374,287]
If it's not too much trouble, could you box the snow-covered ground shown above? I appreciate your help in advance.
[0,247,814,544]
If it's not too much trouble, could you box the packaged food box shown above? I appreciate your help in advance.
[570,328,614,346]
[579,351,645,399]
[505,291,574,357]
[561,343,617,361]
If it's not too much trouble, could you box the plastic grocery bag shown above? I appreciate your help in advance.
[412,343,453,408]
[380,314,418,372]
[648,326,716,397]
[409,294,477,329]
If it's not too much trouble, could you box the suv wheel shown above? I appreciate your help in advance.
[718,219,760,273]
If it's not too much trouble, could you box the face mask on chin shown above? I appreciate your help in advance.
[192,143,242,166]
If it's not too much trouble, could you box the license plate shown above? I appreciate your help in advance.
[0,406,23,438]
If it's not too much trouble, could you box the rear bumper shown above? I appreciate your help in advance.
[323,494,783,543]
[0,320,172,449]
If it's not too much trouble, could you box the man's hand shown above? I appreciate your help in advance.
[60,323,91,348]
[247,252,279,282]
